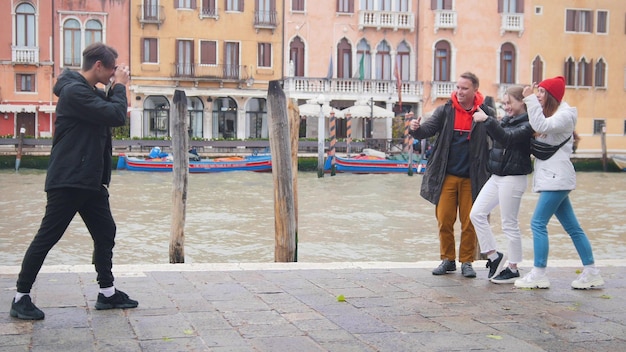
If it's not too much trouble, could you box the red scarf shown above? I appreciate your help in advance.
[451,91,484,131]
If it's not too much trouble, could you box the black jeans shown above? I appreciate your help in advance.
[16,186,116,293]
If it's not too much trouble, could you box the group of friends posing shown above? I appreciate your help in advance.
[409,72,604,290]
[9,43,602,321]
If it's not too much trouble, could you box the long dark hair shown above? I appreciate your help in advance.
[542,91,560,117]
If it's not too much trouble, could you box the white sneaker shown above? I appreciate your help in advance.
[571,268,605,289]
[514,268,550,289]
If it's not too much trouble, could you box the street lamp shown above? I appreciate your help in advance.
[316,94,326,178]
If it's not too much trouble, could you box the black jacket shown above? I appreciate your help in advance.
[409,100,491,205]
[483,113,534,176]
[45,69,127,192]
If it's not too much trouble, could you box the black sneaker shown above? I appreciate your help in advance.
[490,267,520,284]
[10,295,45,320]
[485,252,507,279]
[461,262,477,278]
[95,289,138,310]
[432,259,456,275]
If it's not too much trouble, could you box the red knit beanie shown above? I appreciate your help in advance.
[538,76,565,102]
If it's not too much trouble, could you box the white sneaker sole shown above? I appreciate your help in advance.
[571,278,605,289]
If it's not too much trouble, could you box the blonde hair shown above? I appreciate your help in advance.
[504,86,527,113]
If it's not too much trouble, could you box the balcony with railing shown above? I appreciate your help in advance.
[200,5,218,19]
[12,46,39,65]
[171,63,251,82]
[434,10,457,33]
[500,13,524,36]
[137,5,165,28]
[283,77,424,103]
[358,11,414,31]
[431,81,456,102]
[254,11,277,32]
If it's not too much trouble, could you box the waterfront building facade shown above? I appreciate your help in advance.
[0,0,129,138]
[1,0,624,153]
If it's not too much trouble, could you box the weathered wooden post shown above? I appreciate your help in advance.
[601,124,607,172]
[15,125,25,171]
[267,80,297,262]
[288,98,300,261]
[346,114,352,157]
[329,111,337,176]
[403,113,413,176]
[169,89,188,263]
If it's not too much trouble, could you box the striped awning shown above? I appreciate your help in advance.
[0,104,37,113]
[39,104,57,113]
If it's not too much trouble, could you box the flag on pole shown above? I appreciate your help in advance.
[326,54,333,80]
[395,57,402,109]
[353,54,365,80]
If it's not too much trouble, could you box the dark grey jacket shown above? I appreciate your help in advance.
[45,69,127,192]
[409,100,491,205]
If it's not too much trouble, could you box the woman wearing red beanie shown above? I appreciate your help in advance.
[517,77,604,290]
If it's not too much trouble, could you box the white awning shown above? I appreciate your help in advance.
[0,104,37,113]
[39,104,57,113]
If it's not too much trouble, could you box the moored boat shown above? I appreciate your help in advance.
[324,154,426,174]
[611,155,626,171]
[116,154,272,173]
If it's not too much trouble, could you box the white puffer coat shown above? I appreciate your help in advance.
[523,95,577,193]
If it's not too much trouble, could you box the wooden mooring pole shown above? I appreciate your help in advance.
[15,125,25,172]
[169,89,189,263]
[267,80,297,262]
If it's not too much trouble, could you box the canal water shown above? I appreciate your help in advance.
[1,169,624,266]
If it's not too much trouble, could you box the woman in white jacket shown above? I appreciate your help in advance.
[516,76,604,289]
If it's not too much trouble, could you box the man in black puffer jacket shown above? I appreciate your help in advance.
[10,43,138,321]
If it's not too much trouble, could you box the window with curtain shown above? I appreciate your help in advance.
[577,58,592,87]
[176,40,194,76]
[375,41,391,80]
[258,42,271,68]
[594,58,606,88]
[85,20,102,48]
[224,42,240,79]
[434,40,450,81]
[397,41,410,81]
[15,3,36,47]
[292,0,304,11]
[565,9,593,33]
[201,0,216,16]
[226,0,243,11]
[63,19,82,67]
[500,43,516,84]
[356,39,371,80]
[16,73,35,92]
[142,38,158,63]
[337,0,353,13]
[431,0,452,10]
[337,38,352,79]
[532,55,543,84]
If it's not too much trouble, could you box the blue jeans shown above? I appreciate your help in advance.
[531,190,595,268]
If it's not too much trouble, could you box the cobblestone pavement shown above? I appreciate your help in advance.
[1,260,624,352]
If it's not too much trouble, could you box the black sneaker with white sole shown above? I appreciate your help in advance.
[95,289,138,310]
[490,267,520,284]
[486,252,507,279]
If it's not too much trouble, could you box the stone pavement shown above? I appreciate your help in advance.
[1,260,624,352]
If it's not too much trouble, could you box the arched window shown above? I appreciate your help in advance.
[63,19,82,67]
[15,3,36,47]
[213,97,238,139]
[85,20,102,48]
[187,97,204,138]
[397,41,410,81]
[375,40,391,80]
[594,58,606,88]
[577,57,592,87]
[532,55,543,84]
[500,42,516,84]
[247,98,267,138]
[434,40,450,81]
[143,96,170,138]
[563,57,576,86]
[337,38,352,79]
[289,36,305,77]
[356,39,371,80]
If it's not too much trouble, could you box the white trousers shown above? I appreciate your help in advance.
[470,174,528,264]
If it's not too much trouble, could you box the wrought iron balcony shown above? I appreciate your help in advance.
[501,13,524,36]
[254,11,277,31]
[137,5,165,28]
[12,46,39,65]
[358,11,414,31]
[434,10,457,33]
[171,63,251,82]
